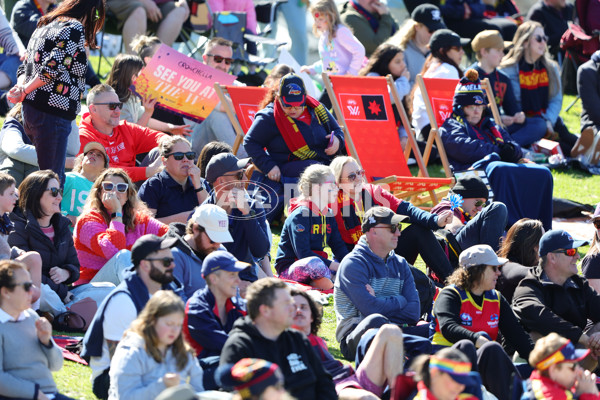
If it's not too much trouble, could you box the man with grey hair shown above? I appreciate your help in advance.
[79,83,168,182]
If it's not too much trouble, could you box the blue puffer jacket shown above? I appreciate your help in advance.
[438,110,523,171]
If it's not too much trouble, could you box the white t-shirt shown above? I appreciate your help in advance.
[89,292,137,379]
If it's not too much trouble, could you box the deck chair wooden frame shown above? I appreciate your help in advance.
[323,73,453,206]
[214,83,269,155]
[416,75,503,178]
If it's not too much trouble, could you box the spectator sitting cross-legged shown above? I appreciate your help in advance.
[184,250,248,390]
[139,136,207,224]
[74,168,168,287]
[78,84,171,183]
[81,234,182,400]
[575,50,600,165]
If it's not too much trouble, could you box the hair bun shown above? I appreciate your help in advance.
[465,69,479,82]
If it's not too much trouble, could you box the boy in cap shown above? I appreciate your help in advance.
[513,230,600,369]
[523,333,599,400]
[216,358,290,400]
[184,250,249,390]
[470,30,525,129]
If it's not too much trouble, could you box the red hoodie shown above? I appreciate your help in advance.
[78,113,168,182]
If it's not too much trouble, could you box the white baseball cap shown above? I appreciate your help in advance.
[190,204,233,243]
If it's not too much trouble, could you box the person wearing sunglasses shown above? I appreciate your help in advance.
[523,333,599,400]
[8,170,81,306]
[244,73,344,184]
[0,260,77,400]
[139,136,207,224]
[432,244,534,400]
[582,204,600,294]
[204,153,271,284]
[79,84,175,183]
[499,20,578,157]
[513,229,600,370]
[331,155,455,281]
[74,168,168,287]
[437,69,554,235]
[334,206,431,362]
[81,234,184,400]
[189,38,249,159]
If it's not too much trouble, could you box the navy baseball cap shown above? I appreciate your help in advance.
[201,250,250,277]
[538,230,588,257]
[279,73,306,107]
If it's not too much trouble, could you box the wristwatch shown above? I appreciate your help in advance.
[111,212,123,219]
[194,186,204,193]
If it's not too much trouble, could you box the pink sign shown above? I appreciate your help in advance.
[133,44,236,122]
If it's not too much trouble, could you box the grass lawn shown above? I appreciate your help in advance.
[32,71,594,397]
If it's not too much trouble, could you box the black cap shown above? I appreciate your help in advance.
[430,29,470,53]
[411,4,446,33]
[362,206,409,233]
[131,234,178,267]
[451,175,488,199]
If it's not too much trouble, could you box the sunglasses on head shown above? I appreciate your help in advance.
[165,151,196,161]
[534,34,548,43]
[46,187,62,197]
[553,248,577,257]
[94,102,123,110]
[373,224,402,234]
[207,54,233,65]
[11,281,34,291]
[101,182,129,193]
[223,170,245,180]
[344,169,365,182]
[593,220,600,229]
[145,257,174,267]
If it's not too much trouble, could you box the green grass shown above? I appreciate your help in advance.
[43,93,597,397]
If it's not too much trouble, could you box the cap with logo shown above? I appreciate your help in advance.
[190,204,233,243]
[205,153,249,184]
[411,4,446,33]
[216,358,284,399]
[131,234,179,267]
[459,244,508,269]
[361,206,409,233]
[538,229,588,257]
[279,73,306,107]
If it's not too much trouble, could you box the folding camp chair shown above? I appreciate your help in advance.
[214,83,269,155]
[416,75,503,177]
[323,74,453,206]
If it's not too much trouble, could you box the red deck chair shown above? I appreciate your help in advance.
[323,74,453,206]
[214,83,269,155]
[416,75,503,174]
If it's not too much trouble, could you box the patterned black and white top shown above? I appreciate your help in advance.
[18,19,87,121]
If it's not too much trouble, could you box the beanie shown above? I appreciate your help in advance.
[453,69,486,108]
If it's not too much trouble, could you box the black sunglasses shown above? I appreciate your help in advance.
[94,102,123,110]
[534,34,548,43]
[344,169,365,182]
[373,224,402,234]
[474,200,486,207]
[223,170,245,180]
[11,281,34,291]
[145,257,174,267]
[46,187,62,197]
[206,54,233,65]
[165,151,196,161]
[102,182,129,193]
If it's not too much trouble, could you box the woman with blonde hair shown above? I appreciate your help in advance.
[275,164,349,289]
[499,20,577,156]
[74,168,168,285]
[109,290,203,399]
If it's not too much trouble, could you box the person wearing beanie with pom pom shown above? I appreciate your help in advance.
[438,68,554,231]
